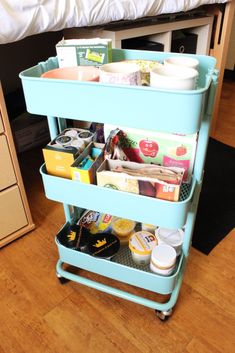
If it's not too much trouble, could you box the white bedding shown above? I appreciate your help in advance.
[0,0,228,44]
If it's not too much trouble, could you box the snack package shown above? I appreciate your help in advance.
[97,159,185,201]
[104,125,198,183]
[77,210,116,234]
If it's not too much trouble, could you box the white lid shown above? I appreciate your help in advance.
[129,231,157,255]
[151,244,176,268]
[156,228,184,246]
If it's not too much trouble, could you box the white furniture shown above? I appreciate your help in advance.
[65,16,214,55]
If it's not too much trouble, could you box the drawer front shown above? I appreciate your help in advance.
[0,185,28,240]
[0,134,17,191]
[0,112,3,133]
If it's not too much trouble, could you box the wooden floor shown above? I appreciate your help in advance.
[0,79,234,353]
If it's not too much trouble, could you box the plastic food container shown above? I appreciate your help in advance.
[129,231,157,265]
[56,223,91,251]
[150,244,177,276]
[112,218,136,245]
[87,233,120,259]
[155,227,184,256]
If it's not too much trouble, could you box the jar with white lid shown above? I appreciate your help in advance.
[155,227,184,256]
[129,231,157,265]
[150,244,177,276]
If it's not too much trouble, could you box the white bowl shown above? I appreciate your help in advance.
[150,65,198,90]
[164,56,199,70]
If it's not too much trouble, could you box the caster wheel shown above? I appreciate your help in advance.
[155,309,173,321]
[56,273,69,284]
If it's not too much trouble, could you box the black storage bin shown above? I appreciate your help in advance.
[122,38,164,51]
[171,30,198,54]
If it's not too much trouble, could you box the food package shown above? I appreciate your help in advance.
[97,159,184,201]
[104,125,198,182]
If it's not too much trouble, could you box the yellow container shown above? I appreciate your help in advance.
[112,218,136,245]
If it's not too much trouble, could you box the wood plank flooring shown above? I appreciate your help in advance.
[0,79,234,353]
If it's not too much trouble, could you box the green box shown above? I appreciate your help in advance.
[56,38,112,67]
[104,125,198,183]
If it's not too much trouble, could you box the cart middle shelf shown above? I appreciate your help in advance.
[40,163,196,229]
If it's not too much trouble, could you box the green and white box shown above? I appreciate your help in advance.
[56,38,112,67]
[104,125,198,183]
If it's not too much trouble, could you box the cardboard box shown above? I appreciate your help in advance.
[97,159,184,202]
[56,38,112,67]
[104,125,198,182]
[71,142,104,184]
[11,112,50,153]
[43,128,94,179]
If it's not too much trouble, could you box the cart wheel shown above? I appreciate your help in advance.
[155,308,173,321]
[56,272,69,284]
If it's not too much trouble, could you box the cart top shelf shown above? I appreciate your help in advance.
[19,49,217,134]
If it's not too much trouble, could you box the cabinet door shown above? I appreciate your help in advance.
[0,134,17,191]
[0,185,28,240]
[0,112,3,133]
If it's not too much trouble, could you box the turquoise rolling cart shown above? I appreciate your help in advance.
[20,49,218,320]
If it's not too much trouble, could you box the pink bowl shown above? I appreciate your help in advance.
[41,66,100,81]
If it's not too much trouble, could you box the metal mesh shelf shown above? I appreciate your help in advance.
[112,245,181,275]
[179,182,192,201]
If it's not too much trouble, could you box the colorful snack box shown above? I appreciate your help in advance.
[104,125,198,182]
[43,128,93,179]
[97,159,184,202]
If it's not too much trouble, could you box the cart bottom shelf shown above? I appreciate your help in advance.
[56,220,187,311]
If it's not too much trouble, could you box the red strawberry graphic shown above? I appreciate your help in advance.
[176,145,187,156]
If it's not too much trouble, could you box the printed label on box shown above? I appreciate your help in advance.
[104,125,197,182]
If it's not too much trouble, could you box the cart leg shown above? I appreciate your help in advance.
[56,271,69,284]
[155,308,173,321]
